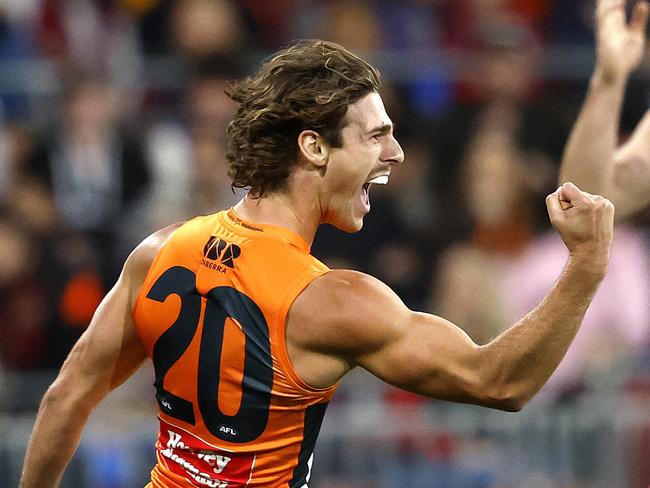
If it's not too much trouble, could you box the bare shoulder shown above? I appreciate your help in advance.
[123,222,185,295]
[288,269,410,358]
[294,269,405,319]
[310,269,405,307]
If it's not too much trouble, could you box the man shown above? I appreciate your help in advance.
[21,40,614,488]
[560,0,649,217]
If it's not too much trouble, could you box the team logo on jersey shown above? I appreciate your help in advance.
[203,236,241,269]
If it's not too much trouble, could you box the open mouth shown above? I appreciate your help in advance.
[360,175,389,209]
[362,183,371,207]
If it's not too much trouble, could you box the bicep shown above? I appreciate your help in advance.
[357,309,484,403]
[297,271,485,403]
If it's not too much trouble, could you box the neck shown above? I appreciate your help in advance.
[233,188,321,246]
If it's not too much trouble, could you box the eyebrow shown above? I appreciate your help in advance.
[366,123,394,136]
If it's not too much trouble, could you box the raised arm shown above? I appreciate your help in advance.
[559,0,648,218]
[19,225,179,488]
[609,109,650,216]
[288,183,613,411]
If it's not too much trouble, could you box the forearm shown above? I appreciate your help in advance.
[559,66,627,192]
[482,256,605,407]
[609,111,650,218]
[20,386,95,488]
[20,247,150,487]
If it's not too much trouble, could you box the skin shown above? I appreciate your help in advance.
[21,91,614,487]
[559,0,650,219]
[19,225,177,488]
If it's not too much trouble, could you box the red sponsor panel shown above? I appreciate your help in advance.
[157,419,255,487]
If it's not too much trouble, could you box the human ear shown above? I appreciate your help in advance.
[297,130,329,168]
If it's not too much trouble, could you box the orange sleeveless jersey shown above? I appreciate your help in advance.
[133,209,335,488]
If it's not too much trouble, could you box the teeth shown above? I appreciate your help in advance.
[368,175,389,185]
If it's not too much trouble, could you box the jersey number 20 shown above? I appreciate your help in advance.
[147,266,273,443]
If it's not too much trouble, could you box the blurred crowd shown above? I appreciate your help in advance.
[1,1,650,484]
[1,0,650,396]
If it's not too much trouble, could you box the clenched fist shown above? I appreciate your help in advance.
[546,182,614,271]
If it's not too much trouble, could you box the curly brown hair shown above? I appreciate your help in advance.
[225,40,381,197]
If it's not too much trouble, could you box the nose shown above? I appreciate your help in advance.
[384,135,404,165]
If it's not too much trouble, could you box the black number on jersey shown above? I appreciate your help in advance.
[147,266,273,443]
[148,267,200,425]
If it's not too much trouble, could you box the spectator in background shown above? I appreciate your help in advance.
[0,91,111,372]
[0,118,57,374]
[186,57,243,214]
[432,110,540,345]
[431,11,565,242]
[559,0,650,219]
[36,0,143,94]
[24,71,150,282]
[548,0,649,136]
[433,0,650,399]
[170,0,255,62]
[320,0,381,53]
[140,0,255,229]
[432,98,650,399]
[146,56,242,230]
[131,0,257,58]
[430,15,553,330]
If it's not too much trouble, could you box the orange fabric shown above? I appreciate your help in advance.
[133,209,334,487]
